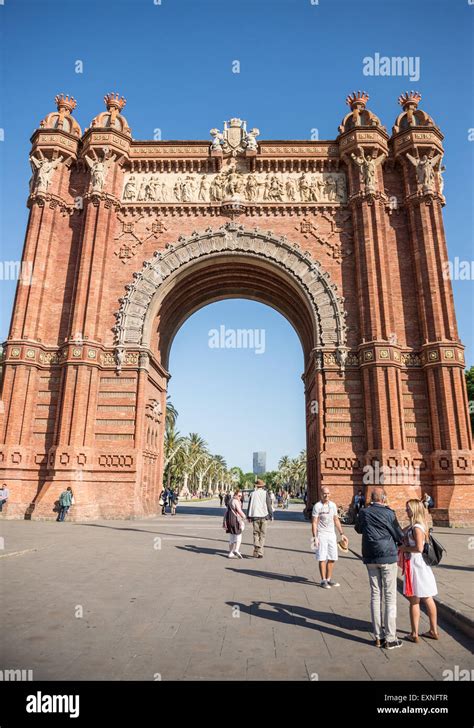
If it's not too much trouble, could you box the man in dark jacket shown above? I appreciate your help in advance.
[355,487,405,650]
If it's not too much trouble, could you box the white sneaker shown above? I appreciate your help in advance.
[227,552,236,558]
[235,552,243,559]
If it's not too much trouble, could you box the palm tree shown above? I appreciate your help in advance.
[278,455,292,490]
[182,433,209,494]
[163,428,186,490]
[165,395,178,433]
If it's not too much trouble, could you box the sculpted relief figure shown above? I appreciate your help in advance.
[325,174,337,202]
[351,148,385,194]
[173,176,183,201]
[310,172,324,202]
[299,173,312,202]
[198,175,211,201]
[29,155,64,193]
[182,175,196,202]
[406,152,442,194]
[210,174,225,202]
[123,175,137,200]
[226,165,244,196]
[286,175,298,201]
[266,174,284,201]
[246,173,259,201]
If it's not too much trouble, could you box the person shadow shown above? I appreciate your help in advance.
[226,600,373,644]
[176,544,236,558]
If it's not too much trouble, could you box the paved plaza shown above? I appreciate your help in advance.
[1,500,473,681]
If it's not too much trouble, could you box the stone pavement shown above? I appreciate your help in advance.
[1,500,472,681]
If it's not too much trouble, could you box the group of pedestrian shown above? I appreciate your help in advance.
[279,491,290,509]
[223,479,273,558]
[222,479,439,650]
[160,487,179,515]
[355,487,438,649]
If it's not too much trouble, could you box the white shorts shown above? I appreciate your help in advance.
[315,533,338,562]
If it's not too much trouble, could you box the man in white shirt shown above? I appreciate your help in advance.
[312,487,348,588]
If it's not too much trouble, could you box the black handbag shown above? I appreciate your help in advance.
[423,529,446,566]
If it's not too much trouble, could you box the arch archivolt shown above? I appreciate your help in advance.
[113,222,348,366]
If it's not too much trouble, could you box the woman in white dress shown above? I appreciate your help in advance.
[399,499,438,643]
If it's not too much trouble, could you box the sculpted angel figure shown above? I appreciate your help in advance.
[29,155,64,193]
[406,152,442,194]
[351,148,385,193]
[437,161,446,196]
[210,128,224,151]
[85,152,115,193]
[245,127,260,151]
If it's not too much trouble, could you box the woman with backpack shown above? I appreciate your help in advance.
[399,499,438,643]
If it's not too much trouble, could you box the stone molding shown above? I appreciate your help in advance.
[113,222,348,355]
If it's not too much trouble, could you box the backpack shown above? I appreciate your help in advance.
[422,529,446,566]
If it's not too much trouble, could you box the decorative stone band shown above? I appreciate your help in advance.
[112,222,348,358]
[358,343,403,366]
[27,192,75,215]
[2,343,143,369]
[420,343,465,368]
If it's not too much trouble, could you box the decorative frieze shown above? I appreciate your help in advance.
[121,169,347,205]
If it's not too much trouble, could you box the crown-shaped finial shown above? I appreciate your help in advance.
[345,91,370,110]
[398,91,422,110]
[104,93,127,112]
[55,94,77,114]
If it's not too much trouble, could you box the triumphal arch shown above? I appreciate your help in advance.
[1,91,472,524]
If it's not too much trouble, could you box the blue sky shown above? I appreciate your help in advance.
[0,0,473,470]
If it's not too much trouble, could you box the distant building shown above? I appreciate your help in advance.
[253,451,266,475]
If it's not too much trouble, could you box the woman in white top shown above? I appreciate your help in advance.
[400,499,438,643]
[223,490,246,559]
